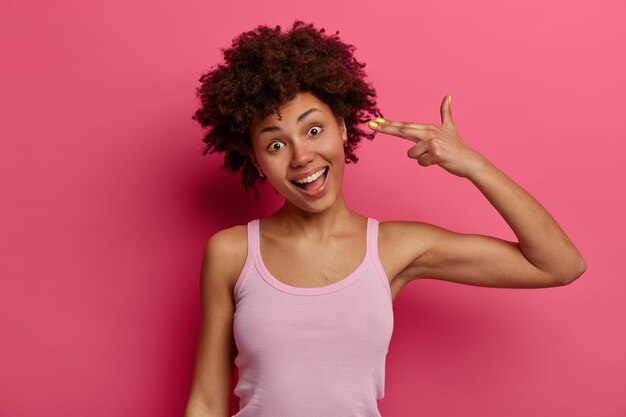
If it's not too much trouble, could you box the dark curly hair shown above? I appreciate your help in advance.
[192,20,383,197]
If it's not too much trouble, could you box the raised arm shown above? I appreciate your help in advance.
[371,95,586,288]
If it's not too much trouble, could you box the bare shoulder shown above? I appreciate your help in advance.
[203,223,248,299]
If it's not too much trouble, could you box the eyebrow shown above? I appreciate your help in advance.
[257,108,322,139]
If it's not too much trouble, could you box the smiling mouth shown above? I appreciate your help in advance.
[290,166,329,190]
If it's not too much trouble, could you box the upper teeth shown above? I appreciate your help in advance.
[294,167,326,184]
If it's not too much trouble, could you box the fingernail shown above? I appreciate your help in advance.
[448,95,452,104]
[369,121,379,128]
[375,118,386,124]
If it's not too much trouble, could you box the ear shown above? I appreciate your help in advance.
[243,135,262,171]
[248,150,262,173]
[249,153,260,170]
[338,117,347,142]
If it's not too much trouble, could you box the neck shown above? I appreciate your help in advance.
[271,192,354,240]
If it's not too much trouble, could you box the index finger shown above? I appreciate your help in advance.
[369,118,430,143]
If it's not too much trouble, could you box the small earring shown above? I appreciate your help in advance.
[258,171,265,178]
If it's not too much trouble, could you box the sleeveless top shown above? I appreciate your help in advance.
[231,217,394,417]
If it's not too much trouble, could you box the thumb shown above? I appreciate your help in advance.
[440,94,456,130]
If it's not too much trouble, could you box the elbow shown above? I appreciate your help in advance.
[551,256,587,286]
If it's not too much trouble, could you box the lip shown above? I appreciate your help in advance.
[291,166,329,198]
[290,166,328,182]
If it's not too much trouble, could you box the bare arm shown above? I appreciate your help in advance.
[464,154,585,282]
[373,95,586,287]
[184,226,245,417]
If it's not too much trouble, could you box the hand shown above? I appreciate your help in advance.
[369,95,486,178]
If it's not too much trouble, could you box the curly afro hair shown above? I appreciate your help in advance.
[192,20,383,197]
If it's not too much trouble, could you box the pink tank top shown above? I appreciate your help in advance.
[232,217,394,417]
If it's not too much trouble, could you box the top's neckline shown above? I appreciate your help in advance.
[253,217,372,296]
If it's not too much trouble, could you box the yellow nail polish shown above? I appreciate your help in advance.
[369,121,378,128]
[376,117,386,124]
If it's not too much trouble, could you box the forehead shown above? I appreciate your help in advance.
[253,92,330,131]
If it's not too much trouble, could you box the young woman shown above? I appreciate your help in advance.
[184,21,586,417]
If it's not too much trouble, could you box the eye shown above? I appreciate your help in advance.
[308,124,323,136]
[267,141,284,152]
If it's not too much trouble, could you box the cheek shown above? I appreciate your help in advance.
[319,136,344,155]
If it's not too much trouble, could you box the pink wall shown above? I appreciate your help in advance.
[1,0,624,416]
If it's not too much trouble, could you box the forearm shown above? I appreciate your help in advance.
[184,402,228,417]
[467,154,586,280]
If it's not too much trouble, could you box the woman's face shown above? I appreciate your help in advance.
[249,91,347,213]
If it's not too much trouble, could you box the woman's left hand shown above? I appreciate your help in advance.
[369,95,486,178]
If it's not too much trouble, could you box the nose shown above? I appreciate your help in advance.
[290,140,315,168]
